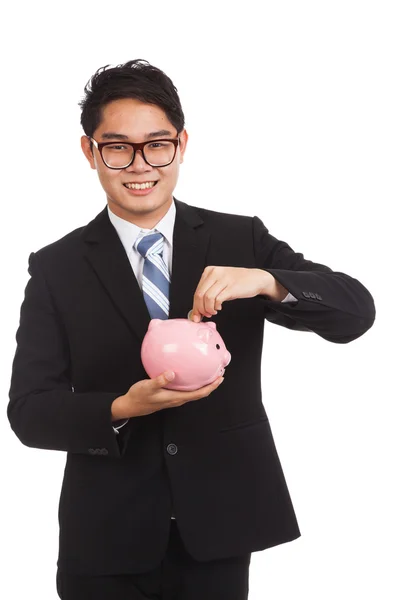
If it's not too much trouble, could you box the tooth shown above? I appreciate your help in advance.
[125,181,155,189]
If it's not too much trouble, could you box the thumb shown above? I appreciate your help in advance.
[153,370,175,387]
[188,309,201,323]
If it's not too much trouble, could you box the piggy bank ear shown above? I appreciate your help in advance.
[206,322,217,330]
[148,319,163,331]
[197,326,213,342]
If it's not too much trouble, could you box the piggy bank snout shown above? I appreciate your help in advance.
[223,350,231,366]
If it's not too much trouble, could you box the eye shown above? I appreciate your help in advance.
[216,344,220,349]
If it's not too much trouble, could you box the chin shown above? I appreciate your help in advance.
[111,196,158,215]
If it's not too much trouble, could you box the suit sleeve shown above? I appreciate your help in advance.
[7,252,132,458]
[252,215,376,343]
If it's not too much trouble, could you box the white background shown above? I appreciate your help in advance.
[1,1,398,598]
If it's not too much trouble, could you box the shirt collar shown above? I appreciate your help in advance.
[107,199,176,255]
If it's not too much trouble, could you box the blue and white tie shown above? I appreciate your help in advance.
[136,231,170,319]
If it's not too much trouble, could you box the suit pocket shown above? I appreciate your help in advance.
[219,415,268,434]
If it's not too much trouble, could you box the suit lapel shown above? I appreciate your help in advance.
[82,198,210,343]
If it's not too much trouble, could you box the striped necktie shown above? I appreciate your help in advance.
[136,231,170,319]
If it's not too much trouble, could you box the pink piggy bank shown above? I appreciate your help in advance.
[141,318,231,391]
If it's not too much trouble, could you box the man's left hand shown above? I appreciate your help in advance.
[189,267,288,322]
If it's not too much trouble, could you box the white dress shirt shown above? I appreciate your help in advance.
[107,201,297,436]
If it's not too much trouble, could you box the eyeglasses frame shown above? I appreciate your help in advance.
[88,136,181,169]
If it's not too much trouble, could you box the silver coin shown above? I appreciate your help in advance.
[187,310,203,321]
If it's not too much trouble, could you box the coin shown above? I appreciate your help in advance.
[187,310,203,321]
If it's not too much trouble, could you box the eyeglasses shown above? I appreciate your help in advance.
[88,136,180,169]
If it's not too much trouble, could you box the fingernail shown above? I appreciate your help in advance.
[165,371,175,380]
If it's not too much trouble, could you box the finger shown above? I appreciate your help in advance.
[215,288,233,310]
[193,268,218,319]
[190,310,203,323]
[202,282,228,314]
[190,305,213,321]
[181,375,225,401]
[151,371,175,388]
[157,376,225,408]
[187,309,202,322]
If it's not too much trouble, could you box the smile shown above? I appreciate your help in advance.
[123,181,158,190]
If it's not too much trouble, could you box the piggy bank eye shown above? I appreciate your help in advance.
[216,344,220,349]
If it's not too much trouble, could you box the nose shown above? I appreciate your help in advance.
[125,149,152,173]
[223,351,231,366]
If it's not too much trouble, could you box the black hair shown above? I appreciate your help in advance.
[79,59,185,149]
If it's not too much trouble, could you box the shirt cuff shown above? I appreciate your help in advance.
[281,292,298,303]
[112,419,129,434]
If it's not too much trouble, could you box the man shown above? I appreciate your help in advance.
[7,59,376,600]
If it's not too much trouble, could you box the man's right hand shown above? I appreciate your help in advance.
[111,371,224,421]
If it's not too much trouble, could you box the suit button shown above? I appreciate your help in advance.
[309,292,316,299]
[302,291,311,299]
[88,448,96,455]
[167,443,178,455]
[316,293,322,300]
[100,448,108,455]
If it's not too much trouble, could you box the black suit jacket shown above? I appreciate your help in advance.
[8,198,375,575]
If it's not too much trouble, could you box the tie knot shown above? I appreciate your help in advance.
[136,231,164,259]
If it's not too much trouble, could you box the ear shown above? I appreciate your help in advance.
[178,129,189,164]
[206,322,217,330]
[197,326,213,343]
[148,319,164,331]
[81,135,96,170]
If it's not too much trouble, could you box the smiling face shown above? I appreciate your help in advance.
[81,98,188,228]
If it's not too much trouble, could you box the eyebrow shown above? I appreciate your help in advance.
[100,129,173,141]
